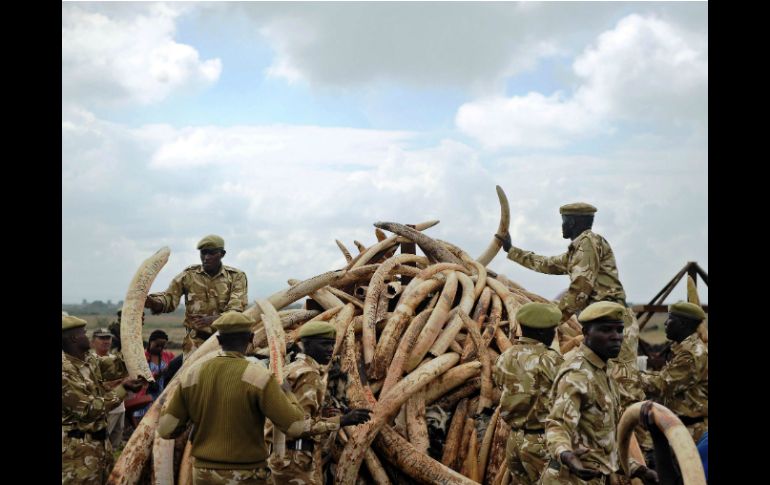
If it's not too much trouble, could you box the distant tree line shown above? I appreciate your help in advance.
[62,299,186,316]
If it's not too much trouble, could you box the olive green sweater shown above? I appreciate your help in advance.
[159,352,306,469]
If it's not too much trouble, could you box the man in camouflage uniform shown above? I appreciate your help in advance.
[89,328,129,449]
[145,234,248,356]
[267,322,372,485]
[640,301,708,442]
[496,203,648,446]
[62,316,143,484]
[493,302,564,484]
[540,302,657,485]
[158,313,359,485]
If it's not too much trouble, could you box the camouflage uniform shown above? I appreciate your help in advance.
[267,354,341,485]
[193,467,272,485]
[640,333,708,442]
[493,337,564,484]
[62,351,127,484]
[148,264,248,354]
[540,344,641,484]
[507,230,626,319]
[88,349,129,449]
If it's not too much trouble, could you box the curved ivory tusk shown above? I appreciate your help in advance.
[406,391,430,454]
[178,440,193,485]
[428,272,476,357]
[363,254,427,365]
[459,311,493,412]
[423,361,482,405]
[121,246,170,382]
[335,239,353,263]
[618,402,706,485]
[374,221,463,265]
[379,305,433,397]
[476,185,511,266]
[478,404,501,481]
[405,271,459,371]
[486,278,523,338]
[336,353,460,485]
[353,240,367,253]
[257,299,287,457]
[151,433,174,485]
[375,228,387,242]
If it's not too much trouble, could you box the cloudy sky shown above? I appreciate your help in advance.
[62,1,708,306]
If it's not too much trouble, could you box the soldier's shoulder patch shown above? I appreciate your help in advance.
[242,362,271,390]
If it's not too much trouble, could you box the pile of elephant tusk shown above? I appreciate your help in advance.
[108,185,590,485]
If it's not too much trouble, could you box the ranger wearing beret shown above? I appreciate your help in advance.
[541,302,658,485]
[159,312,326,485]
[640,301,708,442]
[144,234,248,356]
[493,302,565,484]
[496,203,626,322]
[268,321,372,485]
[62,315,144,484]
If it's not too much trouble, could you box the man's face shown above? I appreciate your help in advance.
[302,337,336,365]
[561,216,576,239]
[583,321,624,360]
[148,338,168,355]
[91,336,112,356]
[664,314,698,342]
[200,248,224,273]
[73,327,90,353]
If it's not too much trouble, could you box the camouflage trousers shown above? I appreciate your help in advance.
[268,449,322,485]
[61,433,113,485]
[506,429,549,484]
[539,467,620,485]
[193,466,271,485]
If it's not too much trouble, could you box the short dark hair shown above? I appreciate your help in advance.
[217,332,253,350]
[148,330,169,342]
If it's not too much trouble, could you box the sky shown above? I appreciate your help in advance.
[62,1,708,306]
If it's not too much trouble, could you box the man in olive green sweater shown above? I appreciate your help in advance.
[158,312,316,485]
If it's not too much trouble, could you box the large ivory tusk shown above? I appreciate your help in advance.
[486,278,523,337]
[178,440,193,485]
[257,299,287,458]
[374,221,464,265]
[363,254,427,365]
[424,361,482,404]
[476,185,511,266]
[335,239,353,263]
[151,433,174,485]
[618,402,706,485]
[459,311,493,412]
[337,353,460,485]
[121,246,170,382]
[380,306,433,397]
[478,404,501,481]
[406,271,459,371]
[428,272,476,357]
[406,391,430,454]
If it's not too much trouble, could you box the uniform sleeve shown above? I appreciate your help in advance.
[62,369,121,422]
[545,370,586,458]
[507,247,569,275]
[97,354,129,382]
[493,352,535,423]
[224,271,248,312]
[158,387,190,439]
[640,351,698,398]
[149,271,187,314]
[558,237,598,317]
[291,370,341,436]
[258,374,312,438]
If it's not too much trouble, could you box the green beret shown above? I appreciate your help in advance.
[578,301,626,324]
[669,301,706,322]
[516,302,561,329]
[559,202,597,216]
[299,321,337,340]
[211,312,254,334]
[62,315,88,331]
[197,234,225,250]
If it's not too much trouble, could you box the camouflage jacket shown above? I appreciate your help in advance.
[545,344,635,475]
[62,351,127,433]
[608,315,646,408]
[87,349,129,382]
[493,337,564,430]
[149,264,248,334]
[640,333,708,418]
[266,354,341,444]
[507,230,626,318]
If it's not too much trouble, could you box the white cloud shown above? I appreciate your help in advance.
[62,3,222,107]
[456,14,707,149]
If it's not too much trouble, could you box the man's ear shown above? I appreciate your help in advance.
[221,250,226,257]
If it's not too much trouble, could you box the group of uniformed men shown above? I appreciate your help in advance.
[62,204,707,485]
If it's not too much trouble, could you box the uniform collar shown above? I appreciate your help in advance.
[296,353,322,370]
[195,264,226,278]
[579,343,607,370]
[672,332,700,352]
[568,229,593,250]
